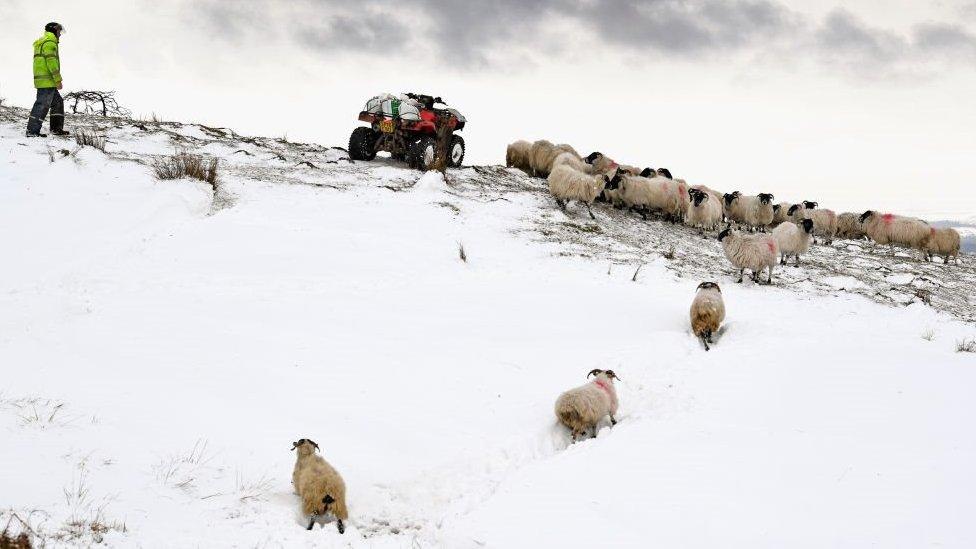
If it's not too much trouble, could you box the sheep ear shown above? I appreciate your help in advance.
[587,369,602,378]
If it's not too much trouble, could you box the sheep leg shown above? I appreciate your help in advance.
[767,266,774,284]
[555,198,566,211]
[794,255,801,267]
[737,269,744,283]
[610,414,617,426]
[307,516,316,530]
[700,335,711,351]
[336,519,345,534]
[584,202,596,220]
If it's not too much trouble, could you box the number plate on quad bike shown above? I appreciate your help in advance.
[379,120,394,133]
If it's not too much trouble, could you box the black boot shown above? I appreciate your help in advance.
[26,131,48,138]
[51,129,70,136]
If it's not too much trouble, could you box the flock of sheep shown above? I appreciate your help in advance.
[285,139,964,534]
[506,139,963,286]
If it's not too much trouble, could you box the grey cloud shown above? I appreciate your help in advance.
[914,22,976,59]
[190,0,976,78]
[299,15,410,53]
[812,9,976,76]
[580,0,800,54]
[814,9,907,65]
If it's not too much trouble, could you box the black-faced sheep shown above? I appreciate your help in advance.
[772,202,792,225]
[859,211,931,258]
[685,188,723,233]
[292,438,348,533]
[718,227,779,284]
[616,172,687,222]
[788,203,838,244]
[772,218,814,266]
[548,165,618,219]
[725,192,775,232]
[554,369,620,441]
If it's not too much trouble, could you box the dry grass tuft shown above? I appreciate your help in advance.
[153,439,214,493]
[151,153,218,187]
[957,338,976,353]
[75,130,106,152]
[458,242,467,263]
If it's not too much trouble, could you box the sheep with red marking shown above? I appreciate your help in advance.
[859,211,931,258]
[718,227,779,284]
[616,172,687,222]
[554,369,620,441]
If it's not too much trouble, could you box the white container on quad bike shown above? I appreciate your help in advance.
[364,94,394,114]
[365,94,422,121]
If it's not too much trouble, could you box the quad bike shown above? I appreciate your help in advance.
[349,92,466,170]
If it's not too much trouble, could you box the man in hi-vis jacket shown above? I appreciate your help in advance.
[27,22,69,138]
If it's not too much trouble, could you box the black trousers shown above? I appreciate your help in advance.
[27,88,64,134]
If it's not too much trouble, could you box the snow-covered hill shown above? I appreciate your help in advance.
[1,106,974,548]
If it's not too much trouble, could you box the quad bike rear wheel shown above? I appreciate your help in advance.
[449,135,465,168]
[349,127,378,161]
[409,137,436,171]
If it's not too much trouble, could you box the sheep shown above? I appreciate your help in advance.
[616,172,686,221]
[291,438,348,533]
[685,188,723,233]
[506,140,532,173]
[718,227,779,284]
[772,218,814,266]
[724,192,775,232]
[772,202,792,225]
[836,212,867,240]
[925,227,961,264]
[859,210,931,258]
[548,164,618,219]
[554,369,620,441]
[583,152,640,176]
[551,151,595,174]
[690,282,725,351]
[530,142,579,177]
[788,202,838,244]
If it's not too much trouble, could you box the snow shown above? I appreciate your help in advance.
[2,108,975,548]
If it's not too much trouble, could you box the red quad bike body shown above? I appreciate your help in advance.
[349,93,466,170]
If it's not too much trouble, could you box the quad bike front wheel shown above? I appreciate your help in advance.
[449,135,465,168]
[348,127,378,161]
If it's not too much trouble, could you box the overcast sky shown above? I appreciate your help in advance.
[2,0,975,219]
